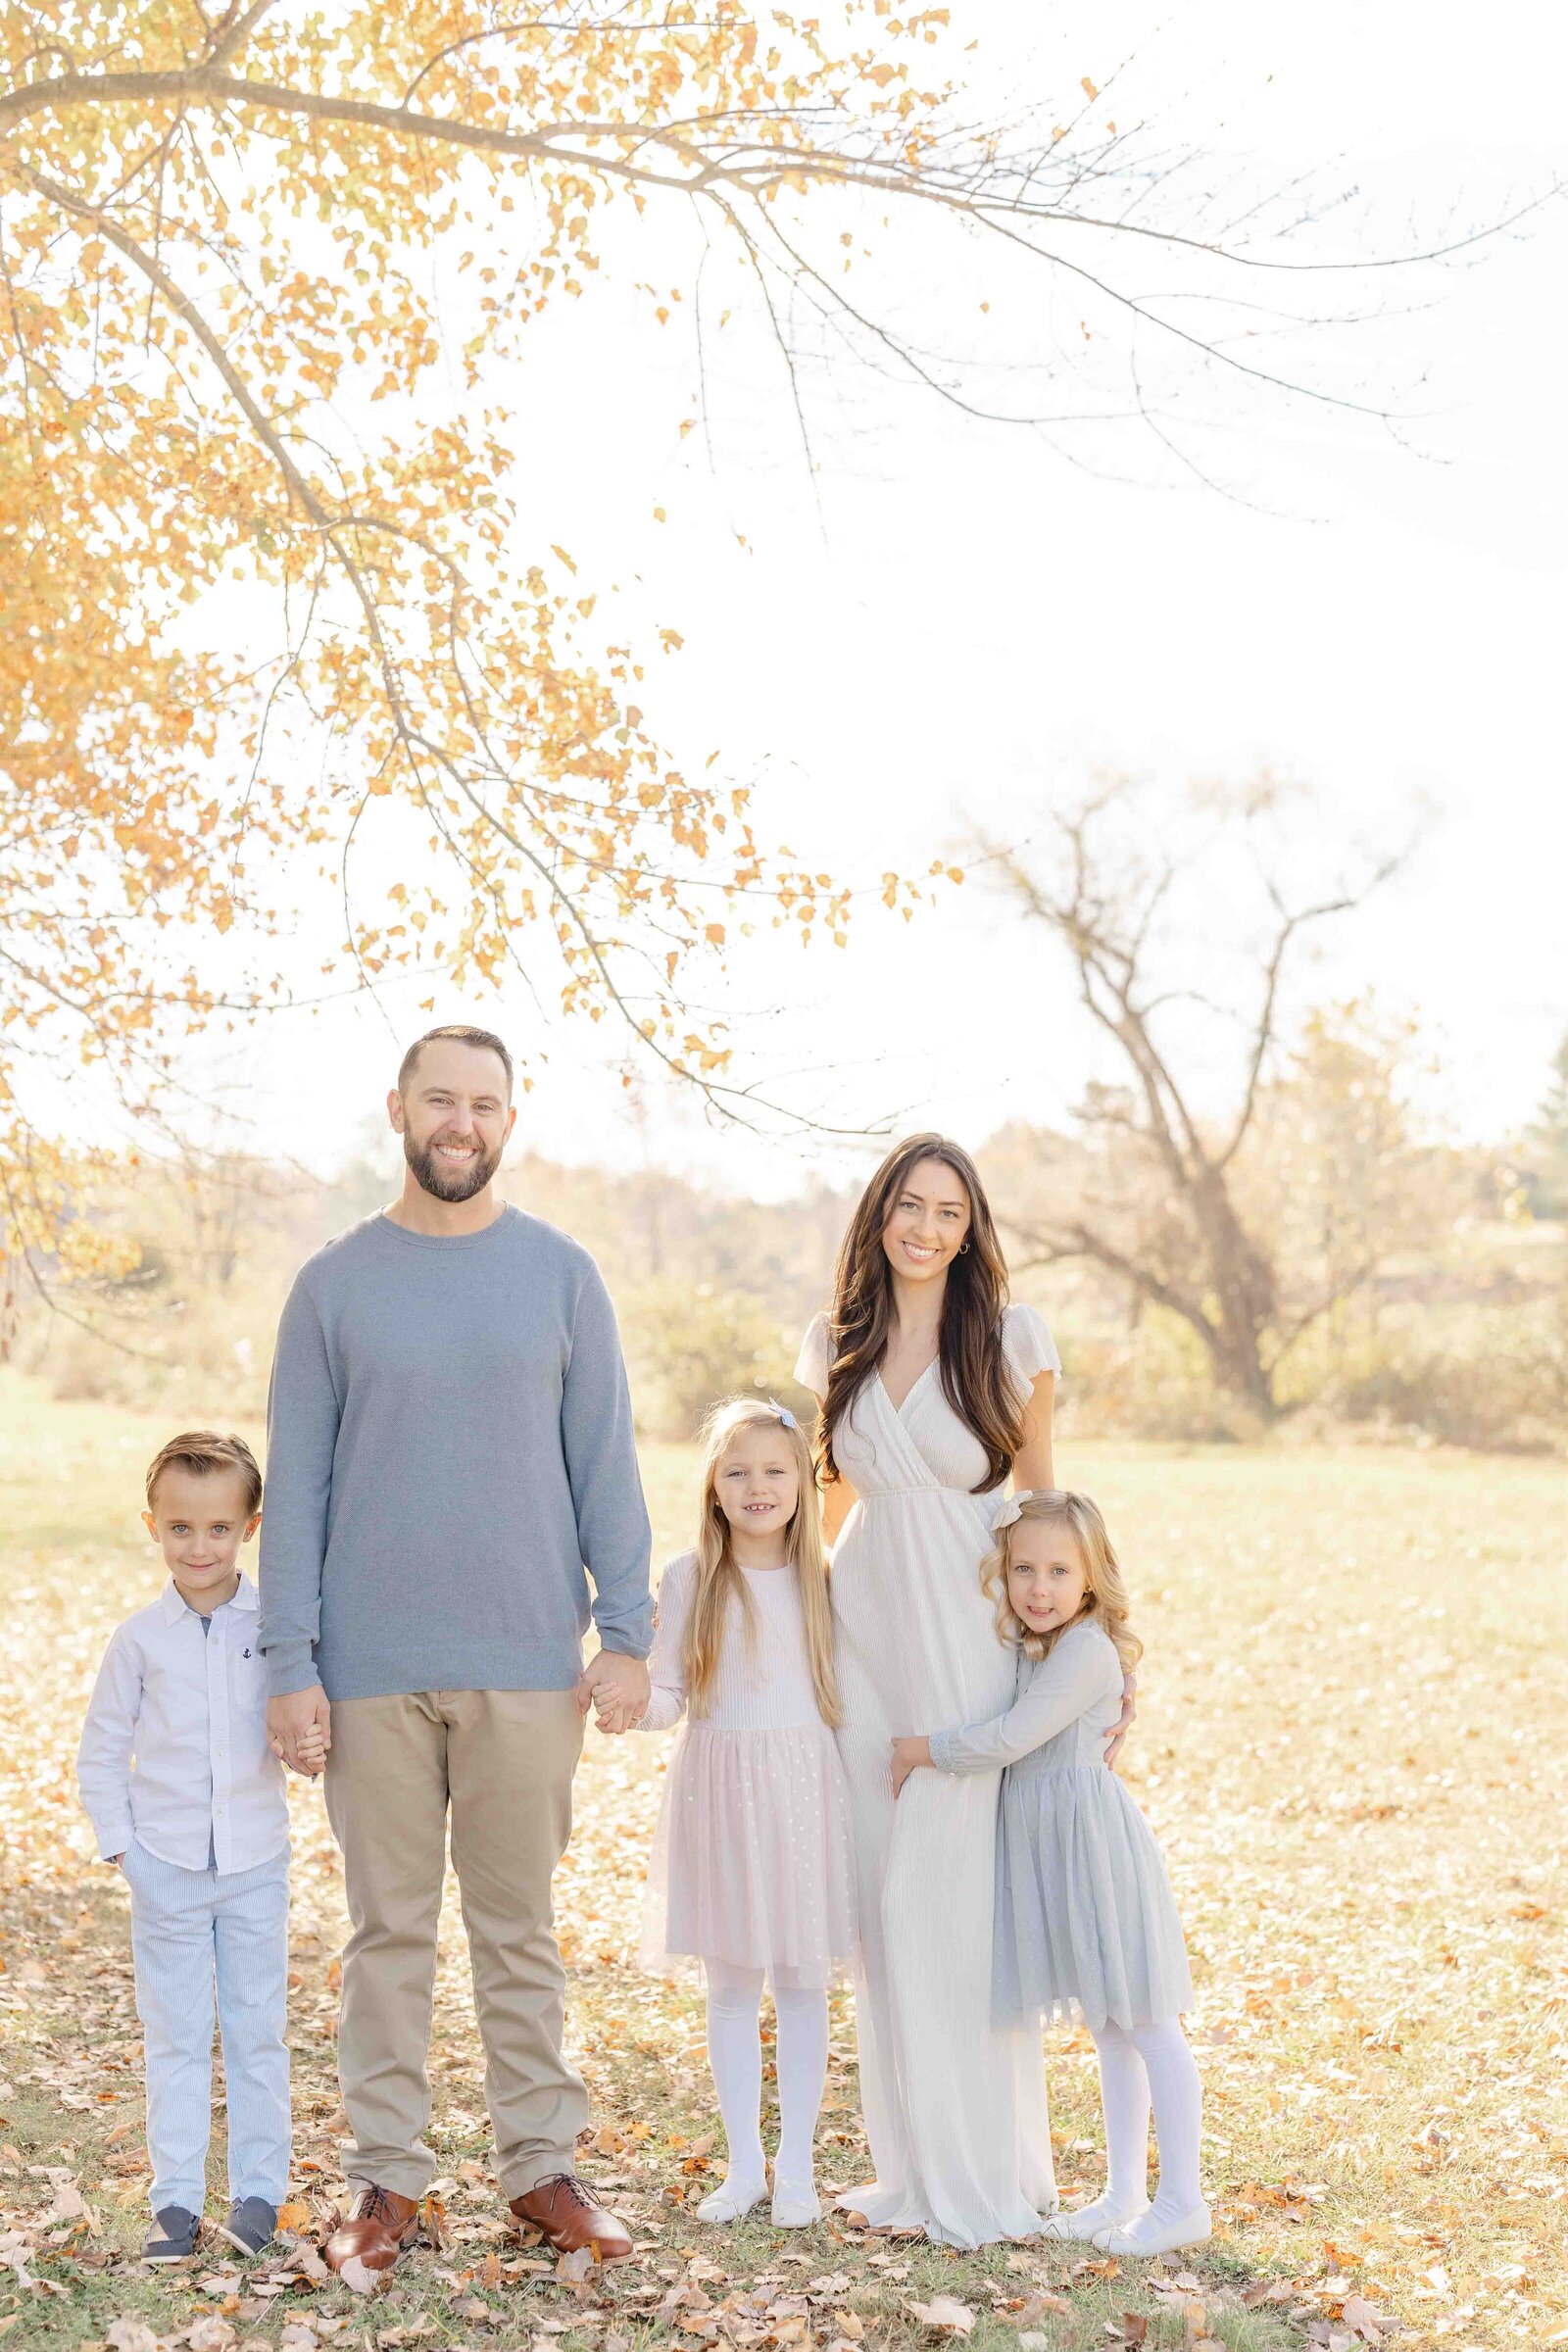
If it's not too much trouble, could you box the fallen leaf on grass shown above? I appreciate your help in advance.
[1342,2297,1388,2340]
[186,2320,237,2351]
[1018,2295,1071,2324]
[106,2325,160,2352]
[1123,2318,1150,2346]
[558,2243,597,2283]
[47,2177,99,2230]
[908,2297,975,2335]
[480,2249,503,2286]
[335,2253,388,2297]
[274,2200,312,2230]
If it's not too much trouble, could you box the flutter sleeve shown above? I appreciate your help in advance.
[928,1624,1117,1774]
[794,1309,833,1398]
[635,1551,697,1733]
[1002,1299,1062,1395]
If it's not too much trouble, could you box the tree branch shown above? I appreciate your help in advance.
[1009,1216,1219,1351]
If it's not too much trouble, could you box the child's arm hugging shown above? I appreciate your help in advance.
[76,1629,143,1866]
[892,1629,1117,1795]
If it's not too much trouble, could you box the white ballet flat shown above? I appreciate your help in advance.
[770,2179,821,2229]
[698,2177,768,2224]
[1092,2203,1211,2258]
[1043,2197,1151,2241]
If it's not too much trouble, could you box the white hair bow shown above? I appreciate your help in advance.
[769,1400,797,1431]
[990,1493,1027,1533]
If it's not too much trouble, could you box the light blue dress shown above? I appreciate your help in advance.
[930,1618,1193,2032]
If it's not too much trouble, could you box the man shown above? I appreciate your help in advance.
[260,1025,652,2285]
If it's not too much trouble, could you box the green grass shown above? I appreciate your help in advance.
[2,1370,1565,2352]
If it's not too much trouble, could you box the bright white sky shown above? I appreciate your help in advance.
[138,0,1568,1197]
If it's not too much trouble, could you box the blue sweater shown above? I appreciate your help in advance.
[258,1207,653,1701]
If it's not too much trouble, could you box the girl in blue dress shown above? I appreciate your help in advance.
[892,1489,1208,2257]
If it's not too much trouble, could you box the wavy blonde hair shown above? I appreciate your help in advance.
[685,1396,841,1728]
[979,1489,1143,1677]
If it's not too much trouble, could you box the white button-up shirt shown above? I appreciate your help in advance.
[76,1573,288,1876]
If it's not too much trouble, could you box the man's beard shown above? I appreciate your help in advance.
[403,1129,502,1203]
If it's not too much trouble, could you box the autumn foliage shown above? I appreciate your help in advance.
[2,1,1459,1293]
[1,0,979,1275]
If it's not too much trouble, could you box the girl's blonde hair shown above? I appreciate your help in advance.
[980,1490,1143,1677]
[686,1396,841,1728]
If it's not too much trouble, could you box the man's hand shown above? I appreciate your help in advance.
[577,1648,650,1736]
[268,1686,332,1776]
[1104,1672,1138,1769]
[891,1734,932,1799]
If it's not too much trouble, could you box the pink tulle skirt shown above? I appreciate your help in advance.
[640,1722,859,1989]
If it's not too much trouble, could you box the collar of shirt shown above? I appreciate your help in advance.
[157,1573,261,1628]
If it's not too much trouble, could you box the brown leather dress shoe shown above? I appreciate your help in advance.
[323,2183,421,2291]
[509,2174,632,2262]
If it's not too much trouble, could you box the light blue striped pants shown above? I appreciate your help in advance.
[123,1838,292,2216]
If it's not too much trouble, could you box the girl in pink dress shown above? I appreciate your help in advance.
[634,1397,858,2228]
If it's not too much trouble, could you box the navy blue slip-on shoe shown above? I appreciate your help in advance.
[142,2205,201,2262]
[217,2196,277,2256]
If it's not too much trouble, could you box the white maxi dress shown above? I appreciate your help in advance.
[795,1303,1063,2248]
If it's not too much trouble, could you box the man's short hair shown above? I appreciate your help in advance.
[146,1432,264,1517]
[397,1025,514,1101]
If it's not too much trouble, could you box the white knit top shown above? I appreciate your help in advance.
[640,1549,825,1733]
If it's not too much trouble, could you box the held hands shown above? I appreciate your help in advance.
[1104,1671,1138,1769]
[890,1734,932,1799]
[267,1686,332,1777]
[577,1647,651,1737]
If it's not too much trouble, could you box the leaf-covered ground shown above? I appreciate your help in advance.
[2,1372,1564,2352]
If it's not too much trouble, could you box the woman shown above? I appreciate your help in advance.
[797,1134,1125,2247]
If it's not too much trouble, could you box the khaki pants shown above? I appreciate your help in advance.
[323,1690,586,2202]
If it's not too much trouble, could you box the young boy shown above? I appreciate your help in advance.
[76,1433,318,2262]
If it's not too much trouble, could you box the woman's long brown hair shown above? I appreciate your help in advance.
[817,1133,1024,1494]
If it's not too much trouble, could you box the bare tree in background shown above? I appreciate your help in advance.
[976,781,1407,1418]
[2,0,1530,1278]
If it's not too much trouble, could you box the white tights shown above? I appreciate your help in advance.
[704,1962,829,2190]
[1090,2016,1203,2219]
